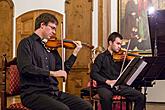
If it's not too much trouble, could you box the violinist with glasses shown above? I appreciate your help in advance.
[90,32,146,110]
[17,13,93,110]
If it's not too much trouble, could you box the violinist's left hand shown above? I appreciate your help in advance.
[120,51,126,60]
[73,41,82,56]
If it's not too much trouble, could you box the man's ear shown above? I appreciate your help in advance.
[40,22,45,29]
[109,41,112,45]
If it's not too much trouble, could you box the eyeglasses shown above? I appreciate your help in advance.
[47,25,56,31]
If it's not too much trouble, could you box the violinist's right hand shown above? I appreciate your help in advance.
[50,70,67,81]
[72,41,82,56]
[105,79,116,87]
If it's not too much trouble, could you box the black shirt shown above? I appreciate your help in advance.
[91,50,122,87]
[17,33,76,98]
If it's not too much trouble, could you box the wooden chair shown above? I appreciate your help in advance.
[1,54,31,110]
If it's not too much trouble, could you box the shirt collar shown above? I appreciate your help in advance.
[31,33,42,42]
[105,49,112,56]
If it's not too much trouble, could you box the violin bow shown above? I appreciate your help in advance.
[120,39,131,74]
[61,21,66,92]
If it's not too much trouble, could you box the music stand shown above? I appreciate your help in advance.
[112,57,147,88]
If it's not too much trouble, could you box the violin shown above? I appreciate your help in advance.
[45,39,94,50]
[113,48,139,62]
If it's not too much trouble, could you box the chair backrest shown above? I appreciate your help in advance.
[1,55,20,110]
[6,65,20,95]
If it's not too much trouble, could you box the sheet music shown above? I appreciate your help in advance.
[111,57,147,88]
[126,60,147,85]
